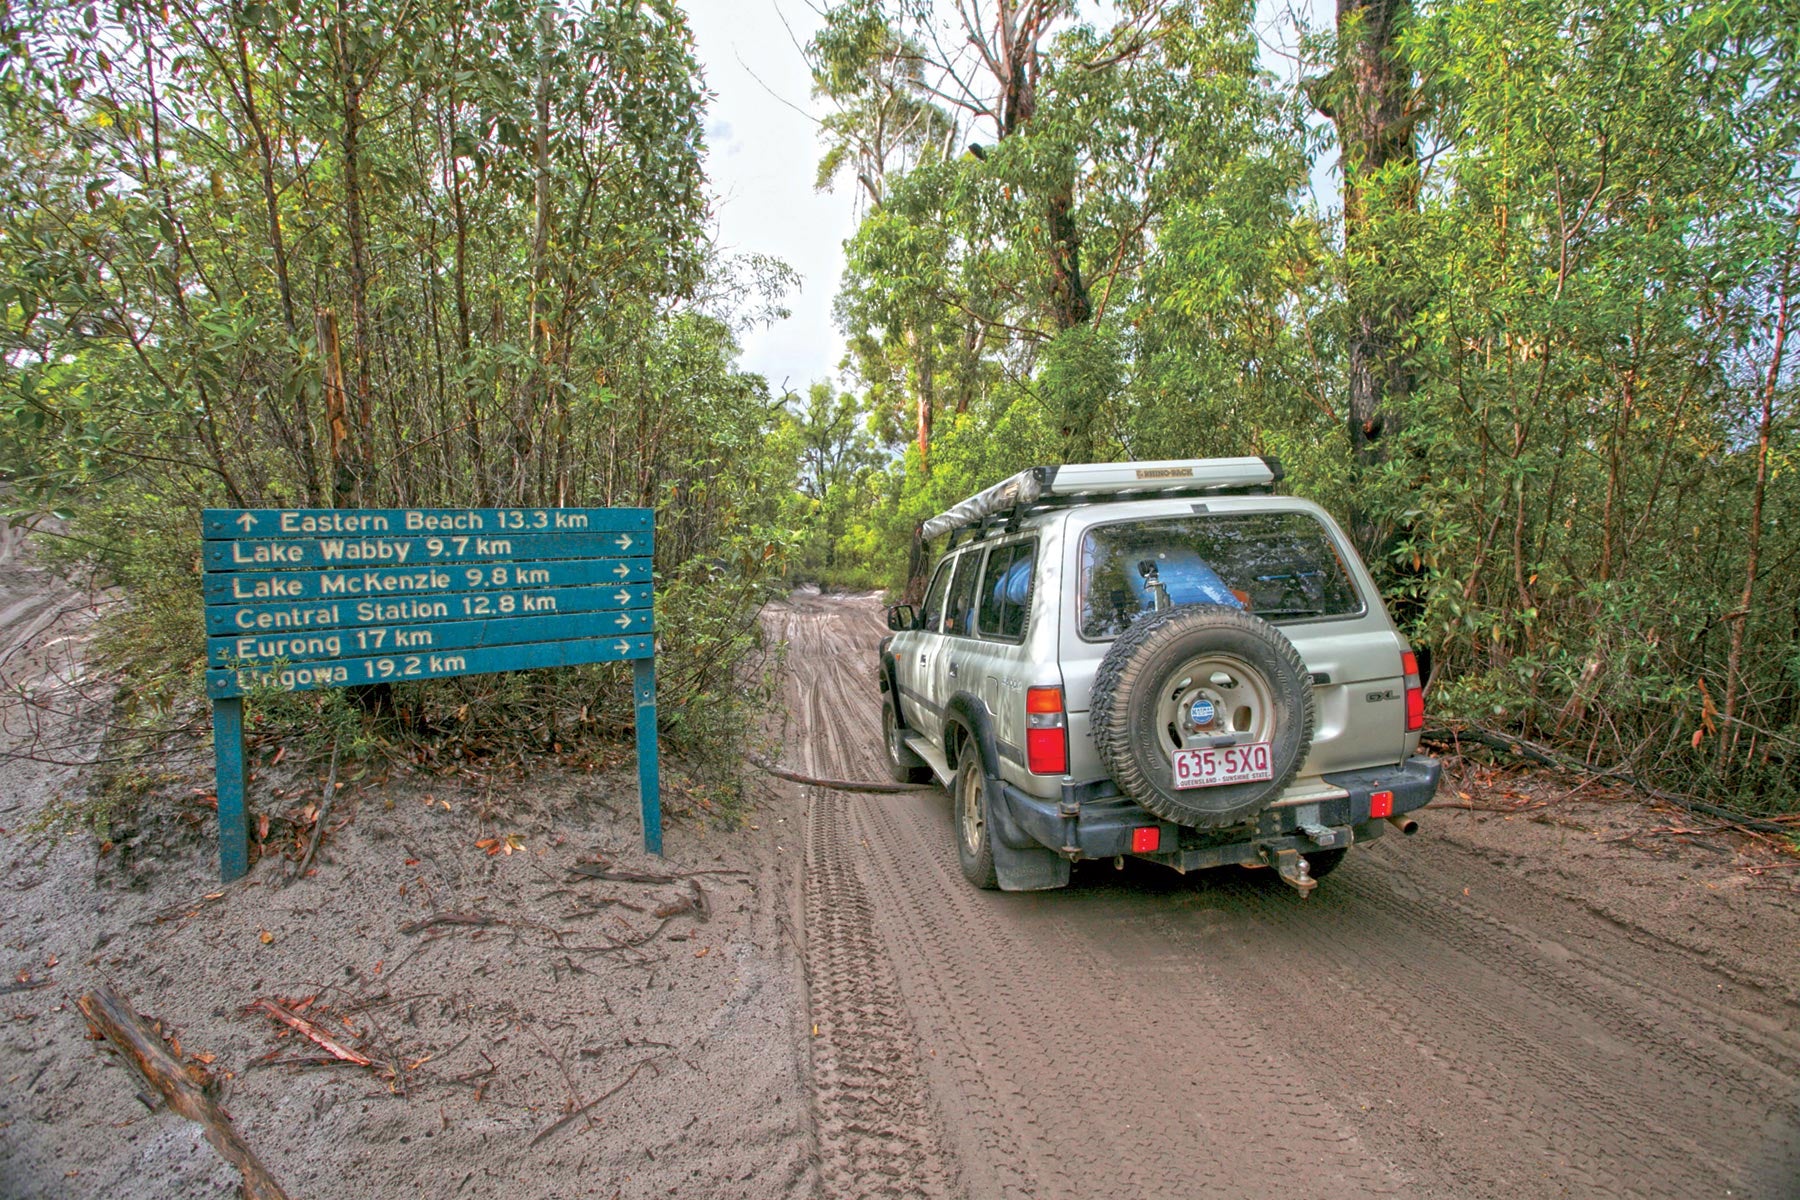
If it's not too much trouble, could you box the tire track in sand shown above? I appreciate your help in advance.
[778,599,958,1199]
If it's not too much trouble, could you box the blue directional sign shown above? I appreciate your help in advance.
[208,609,653,667]
[202,507,648,539]
[205,582,652,635]
[202,507,661,883]
[203,555,651,604]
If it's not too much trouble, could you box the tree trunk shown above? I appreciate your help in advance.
[316,308,356,506]
[334,21,374,503]
[1048,179,1097,459]
[1319,0,1422,535]
[914,326,934,471]
[1719,208,1798,768]
[445,22,487,506]
[518,0,556,505]
[232,15,318,505]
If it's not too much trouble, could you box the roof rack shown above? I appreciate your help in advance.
[921,457,1282,542]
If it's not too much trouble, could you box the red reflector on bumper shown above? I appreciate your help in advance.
[1131,827,1161,854]
[1369,790,1394,819]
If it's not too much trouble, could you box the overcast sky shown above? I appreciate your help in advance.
[684,0,849,398]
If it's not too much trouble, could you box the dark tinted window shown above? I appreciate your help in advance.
[918,558,954,633]
[977,541,1035,641]
[943,551,984,637]
[1079,512,1363,640]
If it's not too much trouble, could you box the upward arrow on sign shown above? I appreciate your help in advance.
[235,513,257,531]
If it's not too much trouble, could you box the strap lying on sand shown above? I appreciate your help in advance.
[748,753,935,794]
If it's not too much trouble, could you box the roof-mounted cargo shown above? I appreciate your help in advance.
[920,457,1282,542]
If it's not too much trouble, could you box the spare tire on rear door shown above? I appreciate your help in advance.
[1091,605,1314,829]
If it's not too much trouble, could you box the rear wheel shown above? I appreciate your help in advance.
[953,753,999,890]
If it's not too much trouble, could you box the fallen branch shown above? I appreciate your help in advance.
[747,752,935,793]
[566,859,747,886]
[572,917,675,955]
[78,984,290,1200]
[396,911,566,949]
[249,998,375,1068]
[288,731,342,884]
[244,1052,346,1073]
[1424,722,1798,836]
[528,1056,663,1147]
[1424,797,1548,815]
[398,911,503,935]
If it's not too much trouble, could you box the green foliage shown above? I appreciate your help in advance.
[0,0,801,782]
[809,0,1800,809]
[774,383,884,585]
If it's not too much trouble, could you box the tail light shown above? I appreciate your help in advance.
[1401,651,1424,733]
[1025,686,1067,775]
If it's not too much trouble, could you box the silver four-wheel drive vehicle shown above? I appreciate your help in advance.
[876,457,1439,895]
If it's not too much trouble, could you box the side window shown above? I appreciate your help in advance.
[917,557,954,634]
[943,551,984,637]
[977,541,1036,641]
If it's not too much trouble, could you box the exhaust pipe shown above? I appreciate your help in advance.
[1386,814,1419,836]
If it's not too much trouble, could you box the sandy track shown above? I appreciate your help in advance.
[773,590,1800,1200]
[0,523,819,1200]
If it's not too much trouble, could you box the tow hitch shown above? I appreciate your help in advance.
[1260,844,1317,898]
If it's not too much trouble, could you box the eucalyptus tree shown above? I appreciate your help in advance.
[1389,0,1800,801]
[812,0,1291,473]
[1309,0,1424,474]
[0,0,801,750]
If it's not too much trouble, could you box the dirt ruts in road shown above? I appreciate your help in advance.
[774,599,959,1198]
[773,589,1800,1200]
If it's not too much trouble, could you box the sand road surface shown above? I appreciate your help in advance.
[2,548,1796,1200]
[771,589,1800,1200]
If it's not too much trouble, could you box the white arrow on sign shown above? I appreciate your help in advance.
[615,534,633,551]
[614,588,631,604]
[613,562,630,578]
[614,613,632,629]
[615,639,632,654]
[235,512,257,531]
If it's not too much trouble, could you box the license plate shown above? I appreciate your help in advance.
[1172,742,1273,789]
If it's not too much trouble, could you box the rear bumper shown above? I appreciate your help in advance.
[992,755,1440,863]
[1322,757,1441,822]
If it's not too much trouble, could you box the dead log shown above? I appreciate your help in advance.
[1425,722,1796,835]
[78,984,290,1200]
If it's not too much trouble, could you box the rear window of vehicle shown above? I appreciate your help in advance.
[943,551,984,637]
[1078,512,1364,640]
[977,540,1035,641]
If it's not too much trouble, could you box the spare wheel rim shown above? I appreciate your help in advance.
[1151,650,1278,768]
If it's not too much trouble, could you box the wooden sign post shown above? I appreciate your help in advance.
[202,507,659,882]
